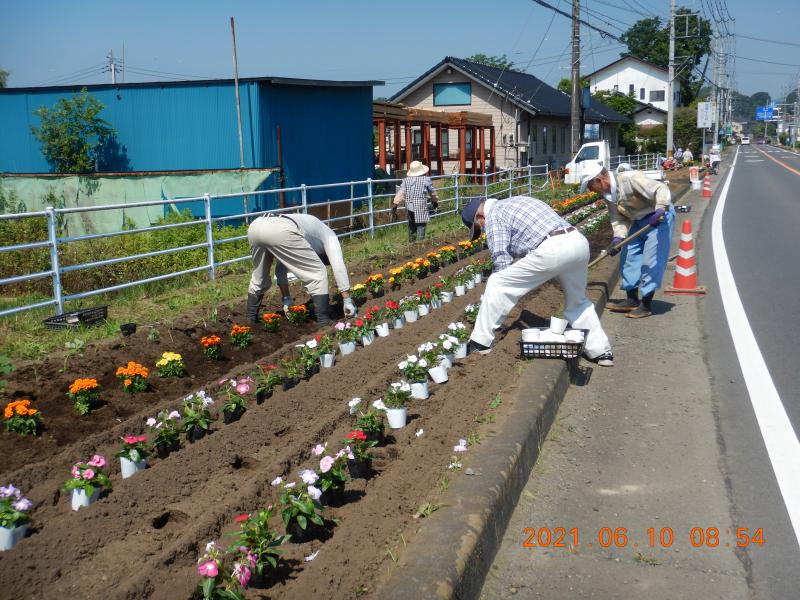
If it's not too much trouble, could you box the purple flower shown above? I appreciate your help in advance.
[0,485,20,499]
[168,410,181,420]
[299,469,319,485]
[307,485,322,501]
[12,498,32,512]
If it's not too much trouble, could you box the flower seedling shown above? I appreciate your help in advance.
[334,321,357,344]
[355,408,385,442]
[116,434,149,463]
[365,273,385,296]
[286,304,309,325]
[230,324,253,349]
[397,355,428,382]
[438,245,457,263]
[116,361,149,393]
[261,312,282,333]
[63,455,112,497]
[201,335,223,360]
[156,352,186,378]
[276,480,325,533]
[383,300,402,320]
[182,391,214,438]
[221,379,252,417]
[0,484,33,530]
[384,382,411,408]
[294,340,319,377]
[464,303,480,324]
[196,540,246,600]
[3,399,42,435]
[345,430,377,462]
[254,364,281,399]
[228,508,290,578]
[315,333,335,356]
[447,322,470,343]
[146,409,182,450]
[349,283,367,302]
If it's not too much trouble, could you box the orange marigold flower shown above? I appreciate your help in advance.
[124,378,132,387]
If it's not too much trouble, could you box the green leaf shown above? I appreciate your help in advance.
[296,514,307,530]
[201,576,215,599]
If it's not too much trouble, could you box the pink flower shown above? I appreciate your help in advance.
[311,443,327,456]
[299,469,318,485]
[123,435,138,444]
[335,322,345,331]
[319,455,335,473]
[137,435,147,443]
[71,465,81,479]
[232,562,251,587]
[198,560,219,578]
[246,552,257,568]
[87,454,107,468]
[235,383,251,395]
[82,468,95,480]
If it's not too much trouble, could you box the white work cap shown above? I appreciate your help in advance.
[578,161,605,192]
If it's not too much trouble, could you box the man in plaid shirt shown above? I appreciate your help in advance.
[392,161,438,241]
[461,195,613,366]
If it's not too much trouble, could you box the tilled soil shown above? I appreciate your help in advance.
[0,229,612,600]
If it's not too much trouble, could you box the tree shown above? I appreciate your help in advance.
[592,90,639,153]
[0,68,8,88]
[620,8,712,105]
[31,88,115,173]
[557,77,588,94]
[464,54,515,70]
[673,106,703,151]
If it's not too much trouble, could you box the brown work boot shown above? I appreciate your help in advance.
[626,304,652,318]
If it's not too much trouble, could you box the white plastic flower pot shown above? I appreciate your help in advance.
[386,407,408,429]
[465,279,475,290]
[392,317,405,329]
[320,353,336,368]
[454,343,468,359]
[454,285,466,297]
[339,341,356,355]
[440,354,454,369]
[430,299,442,309]
[441,291,454,303]
[417,304,430,317]
[549,316,569,334]
[361,332,375,346]
[375,322,390,337]
[404,309,418,323]
[0,523,29,551]
[71,487,100,511]
[473,273,482,285]
[410,380,429,400]
[428,364,449,384]
[120,457,147,479]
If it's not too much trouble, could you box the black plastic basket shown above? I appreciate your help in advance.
[519,327,589,381]
[42,305,108,330]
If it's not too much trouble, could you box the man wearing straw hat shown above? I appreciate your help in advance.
[245,213,357,326]
[460,196,614,366]
[579,162,674,318]
[392,160,439,242]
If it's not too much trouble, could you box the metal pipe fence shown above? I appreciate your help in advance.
[0,165,551,319]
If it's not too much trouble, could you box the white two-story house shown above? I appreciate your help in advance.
[585,56,680,128]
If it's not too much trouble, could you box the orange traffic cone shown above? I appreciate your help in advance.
[665,220,706,295]
[702,174,712,198]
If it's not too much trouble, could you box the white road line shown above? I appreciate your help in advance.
[712,146,800,550]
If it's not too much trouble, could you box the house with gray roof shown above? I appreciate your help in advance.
[391,56,629,171]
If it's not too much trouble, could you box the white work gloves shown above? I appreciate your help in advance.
[343,297,357,318]
[282,295,294,314]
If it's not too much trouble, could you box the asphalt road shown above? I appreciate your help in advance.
[697,144,800,599]
[480,148,800,599]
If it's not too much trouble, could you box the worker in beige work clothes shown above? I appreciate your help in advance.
[246,213,356,325]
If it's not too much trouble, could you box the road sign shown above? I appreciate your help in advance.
[697,102,713,128]
[755,106,774,121]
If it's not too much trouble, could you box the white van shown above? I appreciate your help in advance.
[564,140,664,185]
[741,136,751,145]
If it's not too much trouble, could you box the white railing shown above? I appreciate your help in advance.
[0,164,550,318]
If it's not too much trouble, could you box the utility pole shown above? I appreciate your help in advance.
[666,0,675,157]
[712,37,720,145]
[108,49,116,84]
[570,0,582,153]
[230,17,245,171]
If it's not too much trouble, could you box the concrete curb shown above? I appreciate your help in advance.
[379,263,620,600]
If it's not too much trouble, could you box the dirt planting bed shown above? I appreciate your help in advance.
[0,229,611,600]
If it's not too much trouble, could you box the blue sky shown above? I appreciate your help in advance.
[2,0,797,99]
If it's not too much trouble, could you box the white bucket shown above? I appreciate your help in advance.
[386,407,408,429]
[428,365,449,384]
[418,304,430,317]
[0,523,29,551]
[441,291,454,303]
[120,457,147,479]
[320,353,336,368]
[339,341,356,355]
[410,380,429,400]
[454,343,468,359]
[71,487,100,511]
[375,322,390,337]
[404,310,418,323]
[454,285,466,297]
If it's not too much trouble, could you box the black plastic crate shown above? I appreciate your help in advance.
[42,305,108,330]
[519,327,589,381]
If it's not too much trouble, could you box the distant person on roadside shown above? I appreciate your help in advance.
[709,144,721,174]
[459,195,614,366]
[675,147,684,164]
[580,162,675,319]
[392,160,438,242]
[245,213,357,326]
[683,147,694,163]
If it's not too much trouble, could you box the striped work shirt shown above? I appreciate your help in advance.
[400,176,436,223]
[484,196,570,272]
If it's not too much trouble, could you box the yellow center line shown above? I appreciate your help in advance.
[754,146,800,177]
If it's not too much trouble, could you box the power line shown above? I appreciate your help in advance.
[29,64,107,87]
[735,55,800,68]
[530,0,624,43]
[736,33,800,48]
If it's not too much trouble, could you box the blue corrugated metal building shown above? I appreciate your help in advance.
[0,76,381,208]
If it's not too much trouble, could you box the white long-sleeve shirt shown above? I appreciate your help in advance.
[274,214,351,292]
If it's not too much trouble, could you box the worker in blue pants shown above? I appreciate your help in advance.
[580,162,675,318]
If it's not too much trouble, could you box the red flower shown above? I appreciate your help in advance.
[314,334,323,342]
[371,305,379,312]
[123,434,138,444]
[435,282,444,288]
[137,435,147,443]
[416,290,423,297]
[347,430,367,441]
[355,319,364,327]
[386,300,398,310]
[234,513,250,523]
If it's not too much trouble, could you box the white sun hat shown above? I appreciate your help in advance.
[578,161,605,192]
[407,160,430,177]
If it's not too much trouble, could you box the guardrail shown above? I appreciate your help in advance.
[0,164,551,318]
[609,152,662,171]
